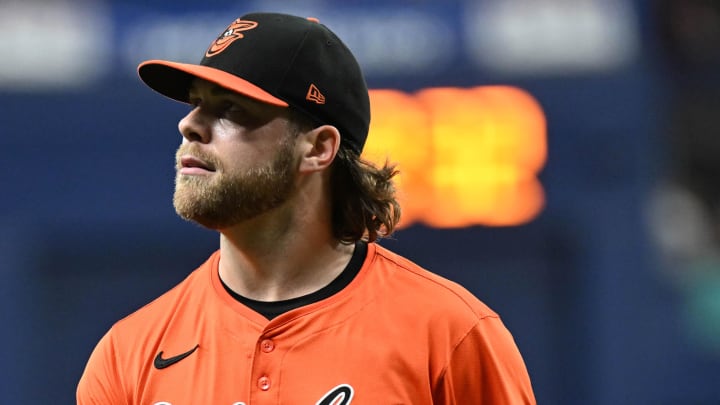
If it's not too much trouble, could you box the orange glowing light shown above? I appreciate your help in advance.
[363,86,546,228]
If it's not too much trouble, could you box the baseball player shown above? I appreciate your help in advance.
[77,12,535,404]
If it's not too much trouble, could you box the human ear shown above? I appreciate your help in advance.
[297,125,341,173]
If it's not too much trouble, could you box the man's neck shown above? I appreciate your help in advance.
[217,219,355,302]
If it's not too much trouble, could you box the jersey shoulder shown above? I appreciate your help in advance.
[108,251,217,344]
[370,243,499,321]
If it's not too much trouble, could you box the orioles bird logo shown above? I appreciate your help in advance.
[205,19,258,57]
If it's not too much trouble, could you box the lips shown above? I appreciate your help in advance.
[179,155,216,175]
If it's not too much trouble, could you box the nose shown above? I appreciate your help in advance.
[178,107,211,143]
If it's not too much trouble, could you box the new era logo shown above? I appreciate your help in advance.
[306,84,326,104]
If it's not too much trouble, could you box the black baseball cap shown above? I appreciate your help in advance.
[138,12,371,154]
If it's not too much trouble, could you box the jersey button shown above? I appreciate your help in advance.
[258,376,271,391]
[260,339,275,353]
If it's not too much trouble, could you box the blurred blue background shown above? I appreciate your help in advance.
[2,0,720,403]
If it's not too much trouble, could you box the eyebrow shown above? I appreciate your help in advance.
[188,82,237,97]
[209,86,239,97]
[187,81,292,120]
[194,83,268,108]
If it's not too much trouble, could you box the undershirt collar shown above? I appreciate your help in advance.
[220,241,368,320]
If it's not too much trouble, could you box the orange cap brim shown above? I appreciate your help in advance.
[137,60,289,107]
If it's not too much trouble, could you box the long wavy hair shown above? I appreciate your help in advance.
[330,146,401,243]
[289,111,401,243]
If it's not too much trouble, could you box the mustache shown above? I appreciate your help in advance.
[175,144,221,171]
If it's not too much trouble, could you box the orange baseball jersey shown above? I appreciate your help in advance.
[77,243,535,404]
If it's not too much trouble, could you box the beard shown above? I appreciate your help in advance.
[172,138,298,230]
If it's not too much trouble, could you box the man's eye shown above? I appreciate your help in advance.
[221,100,244,113]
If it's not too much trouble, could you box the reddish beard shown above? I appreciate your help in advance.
[172,138,298,229]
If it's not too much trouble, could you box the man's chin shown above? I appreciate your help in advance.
[174,208,227,230]
[174,192,217,228]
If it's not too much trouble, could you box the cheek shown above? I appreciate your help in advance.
[215,143,267,174]
[212,121,295,168]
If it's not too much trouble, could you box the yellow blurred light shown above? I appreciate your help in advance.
[363,86,546,229]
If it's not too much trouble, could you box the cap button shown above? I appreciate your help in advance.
[307,17,320,23]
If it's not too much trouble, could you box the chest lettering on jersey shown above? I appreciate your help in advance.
[153,384,352,405]
[316,384,354,405]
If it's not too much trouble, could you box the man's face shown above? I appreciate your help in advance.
[172,79,300,230]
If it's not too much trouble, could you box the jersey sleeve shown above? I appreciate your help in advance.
[435,315,536,404]
[76,328,128,405]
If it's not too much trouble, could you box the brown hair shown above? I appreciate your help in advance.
[330,147,401,243]
[288,110,401,243]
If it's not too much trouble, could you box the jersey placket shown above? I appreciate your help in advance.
[249,332,282,403]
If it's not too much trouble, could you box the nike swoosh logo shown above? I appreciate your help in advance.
[153,344,199,369]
